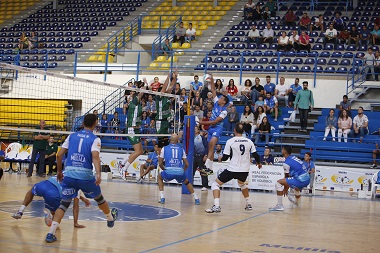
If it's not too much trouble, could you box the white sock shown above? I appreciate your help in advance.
[295,197,300,204]
[205,159,211,168]
[19,205,26,213]
[277,195,283,205]
[123,162,131,171]
[49,221,60,235]
[160,191,164,198]
[192,193,198,200]
[105,211,114,221]
[209,160,214,170]
[214,198,220,207]
[245,197,251,205]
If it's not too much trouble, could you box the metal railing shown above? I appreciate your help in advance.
[107,16,142,54]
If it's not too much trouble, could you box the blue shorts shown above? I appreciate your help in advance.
[32,181,61,212]
[286,177,310,190]
[161,169,186,183]
[207,126,223,142]
[60,177,101,200]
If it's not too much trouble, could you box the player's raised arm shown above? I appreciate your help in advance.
[160,72,171,94]
[209,74,217,98]
[166,69,178,94]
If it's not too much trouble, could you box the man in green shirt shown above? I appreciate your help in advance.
[28,120,50,177]
[294,81,314,132]
[45,136,58,176]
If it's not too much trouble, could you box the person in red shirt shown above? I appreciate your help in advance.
[226,79,238,98]
[284,10,296,27]
[297,31,311,52]
[150,77,161,91]
[375,15,380,27]
[201,111,212,131]
[299,13,311,31]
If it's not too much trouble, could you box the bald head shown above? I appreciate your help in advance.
[170,134,179,144]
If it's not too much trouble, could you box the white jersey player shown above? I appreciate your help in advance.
[205,123,262,213]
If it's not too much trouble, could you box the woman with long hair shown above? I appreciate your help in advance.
[240,79,253,104]
[255,116,271,144]
[337,109,352,143]
[226,79,238,98]
[323,109,337,141]
[240,105,254,135]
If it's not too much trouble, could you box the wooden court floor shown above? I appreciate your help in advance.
[0,173,379,253]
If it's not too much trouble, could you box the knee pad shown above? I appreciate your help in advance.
[94,194,106,205]
[239,182,248,191]
[275,181,284,191]
[211,181,220,191]
[59,199,72,212]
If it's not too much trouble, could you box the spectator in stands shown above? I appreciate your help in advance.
[303,152,315,192]
[371,25,380,46]
[226,106,239,133]
[203,92,213,109]
[252,105,266,137]
[299,13,311,31]
[161,38,172,56]
[349,107,369,143]
[240,79,253,104]
[110,112,121,135]
[324,24,337,46]
[191,91,203,108]
[260,23,274,44]
[363,47,375,81]
[247,25,260,45]
[263,0,276,17]
[100,114,109,133]
[201,111,212,132]
[260,147,274,165]
[323,109,337,141]
[264,92,279,121]
[172,82,181,96]
[349,26,359,47]
[243,0,255,19]
[264,76,276,95]
[27,120,50,177]
[288,78,301,107]
[185,23,196,43]
[284,10,296,27]
[294,81,314,132]
[255,116,271,144]
[190,75,203,98]
[310,14,324,33]
[173,22,186,45]
[141,111,151,134]
[45,136,58,176]
[297,31,311,52]
[180,88,188,102]
[370,128,380,168]
[337,109,352,143]
[214,79,223,94]
[262,6,271,21]
[18,32,29,50]
[275,77,289,107]
[226,79,238,98]
[146,94,156,119]
[332,13,344,31]
[250,77,264,107]
[193,104,204,121]
[28,31,38,49]
[288,30,299,51]
[277,31,290,52]
[249,4,262,21]
[254,95,265,112]
[144,120,157,152]
[339,95,352,117]
[149,77,161,92]
[203,101,213,118]
[240,105,255,136]
[359,25,371,47]
[214,144,223,162]
[374,50,380,82]
[338,29,350,45]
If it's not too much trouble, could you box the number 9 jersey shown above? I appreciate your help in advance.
[223,136,256,172]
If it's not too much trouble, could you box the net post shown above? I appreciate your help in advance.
[182,115,195,194]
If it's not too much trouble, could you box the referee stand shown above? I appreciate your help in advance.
[182,116,195,194]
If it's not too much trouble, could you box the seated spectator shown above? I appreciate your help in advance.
[110,112,121,135]
[146,94,156,119]
[297,31,311,52]
[100,114,109,133]
[339,95,352,117]
[324,24,337,46]
[362,47,375,81]
[226,79,238,98]
[310,14,324,33]
[332,13,344,31]
[338,29,350,45]
[173,22,186,45]
[28,31,38,49]
[214,79,224,94]
[260,147,274,165]
[260,23,274,44]
[161,38,172,55]
[240,105,255,136]
[263,0,276,17]
[255,116,271,144]
[240,79,253,104]
[193,104,204,120]
[191,91,203,108]
[180,88,189,103]
[203,101,213,118]
[141,111,151,134]
[284,10,296,27]
[18,32,29,50]
[275,77,289,107]
[185,23,196,43]
[247,25,260,44]
[254,95,265,112]
[203,92,213,109]
[201,111,212,132]
[253,105,266,134]
[374,50,380,81]
[299,13,311,31]
[323,109,337,141]
[172,82,181,95]
[349,107,369,143]
[337,109,352,143]
[262,6,271,21]
[371,25,380,46]
[288,78,301,107]
[263,76,276,95]
[348,26,359,47]
[243,0,255,18]
[360,25,371,47]
[45,136,58,176]
[225,106,240,133]
[190,75,203,98]
[214,144,223,162]
[370,128,380,168]
[264,92,278,121]
[249,5,262,21]
[277,31,290,52]
[288,30,299,51]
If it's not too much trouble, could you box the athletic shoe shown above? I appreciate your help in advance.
[44,209,53,227]
[118,167,126,181]
[200,166,214,175]
[370,164,378,169]
[107,208,118,228]
[291,203,300,208]
[195,199,200,205]
[12,212,23,219]
[158,198,165,204]
[269,204,285,211]
[136,177,143,184]
[201,187,207,191]
[287,194,297,205]
[205,205,221,213]
[45,233,57,243]
[245,204,253,211]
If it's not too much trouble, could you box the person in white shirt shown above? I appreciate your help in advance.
[185,23,196,43]
[260,23,274,44]
[275,77,290,107]
[288,30,299,51]
[324,23,337,46]
[362,47,376,81]
[205,123,262,213]
[247,25,260,44]
[310,14,324,33]
[277,31,290,51]
[349,107,369,143]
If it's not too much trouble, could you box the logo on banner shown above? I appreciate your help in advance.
[110,160,124,170]
[274,157,285,165]
[315,174,327,183]
[358,175,371,186]
[331,174,354,184]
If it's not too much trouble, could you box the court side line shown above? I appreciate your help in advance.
[139,211,271,253]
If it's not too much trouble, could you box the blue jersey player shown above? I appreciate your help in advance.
[269,145,310,211]
[137,143,159,183]
[44,114,118,243]
[157,134,200,205]
[198,74,229,175]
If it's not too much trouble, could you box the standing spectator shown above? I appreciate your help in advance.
[28,31,38,49]
[260,147,274,165]
[332,13,344,31]
[303,152,315,192]
[359,25,371,47]
[18,32,30,50]
[371,25,380,46]
[110,112,121,135]
[297,31,311,52]
[339,95,351,117]
[349,107,369,143]
[172,82,181,96]
[264,92,279,121]
[348,26,359,47]
[213,144,223,162]
[185,23,196,43]
[173,22,186,45]
[240,79,253,104]
[337,109,352,143]
[247,25,260,45]
[250,77,264,105]
[260,23,274,44]
[275,77,289,107]
[255,116,271,144]
[191,91,203,108]
[262,6,271,21]
[243,0,255,18]
[27,120,50,177]
[363,47,375,81]
[149,77,161,92]
[240,105,255,136]
[225,106,239,133]
[338,29,350,45]
[226,79,238,98]
[294,81,314,132]
[299,13,311,31]
[193,126,209,191]
[161,38,172,55]
[323,109,337,141]
[263,0,276,17]
[100,114,109,133]
[288,30,299,51]
[284,10,296,27]
[324,24,337,46]
[190,75,203,98]
[277,31,290,51]
[140,111,151,134]
[310,14,324,33]
[45,136,58,176]
[263,75,276,95]
[249,5,262,21]
[288,78,301,107]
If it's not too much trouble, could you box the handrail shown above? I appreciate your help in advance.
[107,16,142,54]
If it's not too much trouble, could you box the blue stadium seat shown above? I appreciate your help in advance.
[324,66,335,73]
[346,45,356,51]
[281,58,291,64]
[214,43,224,49]
[312,44,323,50]
[225,31,235,36]
[313,66,323,72]
[270,58,278,64]
[253,65,264,71]
[317,58,327,65]
[324,44,334,50]
[236,43,246,50]
[236,31,246,36]
[224,57,235,63]
[209,50,218,56]
[354,59,364,66]
[263,50,274,56]
[225,43,235,49]
[340,59,351,65]
[247,57,257,64]
[279,65,287,72]
[252,51,262,56]
[242,50,252,56]
[258,58,268,64]
[218,64,229,71]
[305,58,315,65]
[247,44,257,49]
[300,66,312,72]
[201,56,213,63]
[220,37,229,42]
[242,65,253,71]
[195,64,205,70]
[332,51,342,58]
[207,64,218,71]
[343,52,354,58]
[265,65,276,72]
[258,44,268,49]
[358,45,367,51]
[214,56,223,63]
[336,67,348,73]
[328,59,339,65]
[229,65,241,71]
[292,58,303,64]
[220,50,230,56]
[288,66,299,72]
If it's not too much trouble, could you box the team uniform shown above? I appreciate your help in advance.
[156,96,171,147]
[146,151,159,167]
[207,96,228,142]
[126,96,142,145]
[283,155,311,190]
[160,143,187,183]
[32,177,62,212]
